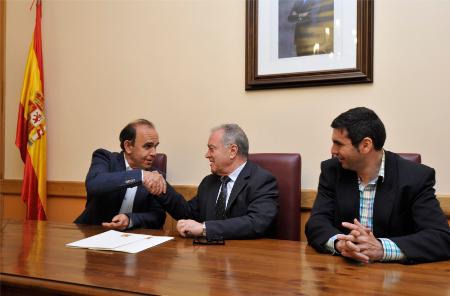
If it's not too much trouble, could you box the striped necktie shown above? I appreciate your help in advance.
[215,176,231,219]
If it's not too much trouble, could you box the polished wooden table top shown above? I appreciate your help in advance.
[1,220,449,296]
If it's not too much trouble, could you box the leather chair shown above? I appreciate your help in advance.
[153,153,167,177]
[248,153,301,241]
[398,153,421,164]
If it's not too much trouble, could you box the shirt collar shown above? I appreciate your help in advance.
[227,161,247,183]
[358,149,385,185]
[124,155,132,171]
[378,149,385,182]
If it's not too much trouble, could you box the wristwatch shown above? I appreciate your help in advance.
[202,222,207,237]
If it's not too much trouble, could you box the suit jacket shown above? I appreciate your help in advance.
[157,161,279,240]
[305,151,450,264]
[74,149,166,229]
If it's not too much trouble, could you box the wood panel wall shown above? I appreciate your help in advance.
[1,179,449,242]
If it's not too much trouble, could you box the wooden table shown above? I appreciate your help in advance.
[1,220,449,296]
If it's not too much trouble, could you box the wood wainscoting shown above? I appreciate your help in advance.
[1,179,449,242]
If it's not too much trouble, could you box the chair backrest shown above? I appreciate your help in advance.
[397,153,421,164]
[152,153,167,177]
[248,153,301,241]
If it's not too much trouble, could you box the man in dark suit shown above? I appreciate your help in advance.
[74,119,167,230]
[156,124,279,240]
[306,107,450,264]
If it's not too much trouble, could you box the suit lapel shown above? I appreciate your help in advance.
[132,185,146,211]
[373,151,397,235]
[114,152,128,209]
[205,177,221,220]
[226,162,251,212]
[337,169,360,222]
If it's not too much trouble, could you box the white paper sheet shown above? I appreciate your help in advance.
[66,230,173,253]
[113,236,174,253]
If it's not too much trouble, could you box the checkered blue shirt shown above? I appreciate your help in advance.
[325,151,405,261]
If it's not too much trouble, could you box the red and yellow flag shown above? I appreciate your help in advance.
[15,0,47,220]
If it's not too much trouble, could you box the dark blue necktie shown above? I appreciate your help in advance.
[215,176,231,219]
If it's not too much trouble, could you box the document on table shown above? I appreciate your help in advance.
[66,230,173,253]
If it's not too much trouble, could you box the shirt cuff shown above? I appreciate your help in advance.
[379,238,405,261]
[125,214,134,229]
[325,234,339,255]
[202,222,207,237]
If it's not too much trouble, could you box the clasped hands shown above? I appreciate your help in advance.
[335,219,384,264]
[142,171,167,196]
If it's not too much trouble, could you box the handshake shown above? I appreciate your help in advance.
[142,171,167,196]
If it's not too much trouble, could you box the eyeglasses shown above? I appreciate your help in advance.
[193,236,225,245]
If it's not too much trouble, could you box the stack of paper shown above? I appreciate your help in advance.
[66,230,173,253]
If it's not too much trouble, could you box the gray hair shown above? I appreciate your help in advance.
[212,124,249,157]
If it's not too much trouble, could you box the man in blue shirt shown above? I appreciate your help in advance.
[306,107,450,264]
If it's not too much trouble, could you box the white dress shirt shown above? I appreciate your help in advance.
[119,157,140,228]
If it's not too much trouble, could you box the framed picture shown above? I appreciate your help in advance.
[245,0,374,90]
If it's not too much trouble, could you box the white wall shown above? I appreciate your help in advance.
[5,0,450,193]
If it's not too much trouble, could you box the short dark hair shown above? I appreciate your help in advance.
[212,124,249,157]
[119,119,155,151]
[331,107,386,150]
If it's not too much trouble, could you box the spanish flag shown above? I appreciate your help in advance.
[15,0,47,220]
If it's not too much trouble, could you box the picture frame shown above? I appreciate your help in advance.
[245,0,374,90]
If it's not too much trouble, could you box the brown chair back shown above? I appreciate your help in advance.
[248,153,301,241]
[152,153,167,177]
[397,153,421,164]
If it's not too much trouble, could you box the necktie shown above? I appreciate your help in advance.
[215,176,231,219]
